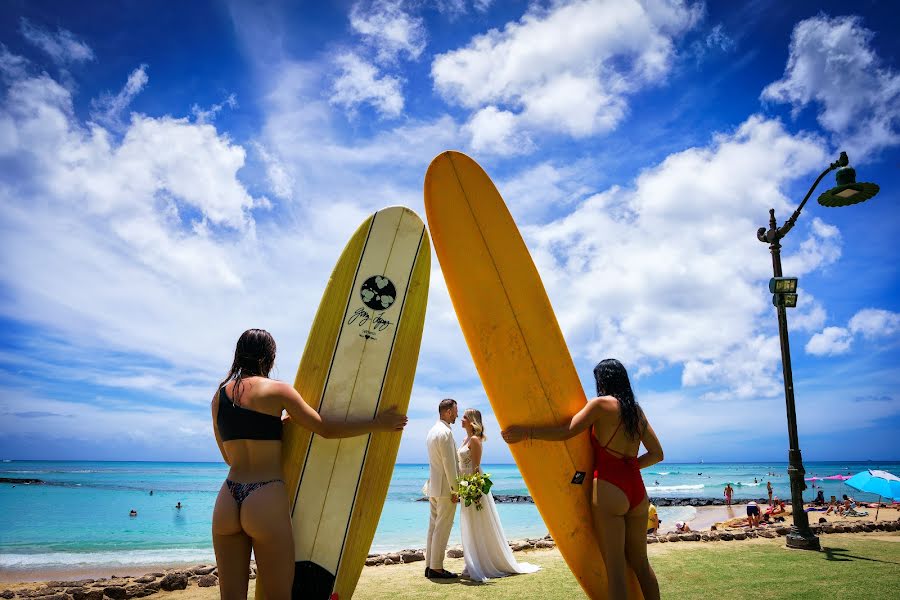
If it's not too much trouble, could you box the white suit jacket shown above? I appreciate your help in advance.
[426,420,459,497]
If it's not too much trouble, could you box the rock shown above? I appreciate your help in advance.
[400,550,424,563]
[885,522,897,532]
[759,530,776,538]
[657,535,668,543]
[367,553,379,558]
[124,585,154,599]
[191,566,216,576]
[33,595,70,600]
[0,591,14,599]
[197,575,218,588]
[79,591,102,600]
[535,540,555,549]
[745,530,758,539]
[147,575,163,579]
[647,536,657,544]
[159,573,187,592]
[102,587,127,600]
[719,532,734,541]
[864,523,876,532]
[510,541,532,552]
[446,547,464,559]
[775,527,790,536]
[700,534,709,542]
[681,533,700,542]
[732,532,747,540]
[383,558,394,566]
[706,533,719,541]
[385,553,401,563]
[666,534,680,542]
[365,557,382,567]
[131,578,154,585]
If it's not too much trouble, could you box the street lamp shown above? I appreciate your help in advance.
[756,151,879,551]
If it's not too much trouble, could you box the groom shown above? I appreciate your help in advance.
[424,398,460,579]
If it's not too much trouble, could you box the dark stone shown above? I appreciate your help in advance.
[158,574,187,592]
[666,534,680,542]
[365,557,383,566]
[510,541,532,552]
[197,575,218,588]
[719,532,734,541]
[191,566,215,576]
[775,527,790,536]
[759,530,776,538]
[534,540,555,549]
[733,532,747,540]
[102,587,127,600]
[383,558,394,566]
[647,536,657,544]
[446,548,464,558]
[400,550,424,563]
[83,591,103,600]
[130,578,154,585]
[0,591,14,599]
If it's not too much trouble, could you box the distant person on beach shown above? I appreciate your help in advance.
[455,407,540,581]
[424,399,460,580]
[211,328,407,599]
[814,490,825,505]
[675,521,691,533]
[503,358,663,600]
[647,503,659,535]
[767,481,773,505]
[724,484,734,506]
[746,501,760,527]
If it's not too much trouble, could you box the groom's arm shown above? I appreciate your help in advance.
[439,431,459,496]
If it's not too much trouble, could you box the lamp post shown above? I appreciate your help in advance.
[757,151,879,551]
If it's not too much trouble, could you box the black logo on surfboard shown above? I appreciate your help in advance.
[360,276,396,310]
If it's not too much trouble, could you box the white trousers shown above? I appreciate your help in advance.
[425,496,456,570]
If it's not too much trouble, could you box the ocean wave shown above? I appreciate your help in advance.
[0,547,216,569]
[646,484,705,492]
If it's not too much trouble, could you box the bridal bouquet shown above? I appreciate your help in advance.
[456,472,493,511]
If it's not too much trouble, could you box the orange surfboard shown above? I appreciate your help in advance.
[424,151,612,598]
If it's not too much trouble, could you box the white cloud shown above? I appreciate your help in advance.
[761,14,900,158]
[519,115,828,398]
[191,93,237,124]
[349,0,426,63]
[432,0,702,147]
[330,52,404,118]
[805,308,899,356]
[19,18,94,64]
[849,308,900,339]
[463,106,534,156]
[90,64,149,131]
[805,326,852,356]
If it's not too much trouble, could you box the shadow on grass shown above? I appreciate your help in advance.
[822,546,900,565]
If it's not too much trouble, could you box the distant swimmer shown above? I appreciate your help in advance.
[149,490,153,496]
[129,510,137,517]
[176,502,182,509]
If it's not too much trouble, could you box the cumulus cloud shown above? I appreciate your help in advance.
[330,52,404,118]
[805,308,900,355]
[519,115,829,398]
[349,0,426,63]
[761,14,900,158]
[463,106,534,156]
[191,93,237,124]
[433,0,703,150]
[19,18,94,64]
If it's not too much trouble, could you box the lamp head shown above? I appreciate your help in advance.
[818,156,879,207]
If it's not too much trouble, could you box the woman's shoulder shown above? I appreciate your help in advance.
[469,435,483,447]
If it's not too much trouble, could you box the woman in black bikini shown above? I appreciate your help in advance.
[211,329,407,600]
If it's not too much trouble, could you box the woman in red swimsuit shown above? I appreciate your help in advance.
[502,359,663,600]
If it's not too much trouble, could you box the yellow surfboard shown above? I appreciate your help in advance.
[258,206,430,600]
[424,151,608,598]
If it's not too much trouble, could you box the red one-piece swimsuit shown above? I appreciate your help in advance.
[591,421,647,510]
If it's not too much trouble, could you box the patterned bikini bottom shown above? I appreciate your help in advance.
[224,478,283,508]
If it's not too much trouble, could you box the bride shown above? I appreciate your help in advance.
[458,408,540,582]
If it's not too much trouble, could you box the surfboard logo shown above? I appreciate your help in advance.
[360,275,396,310]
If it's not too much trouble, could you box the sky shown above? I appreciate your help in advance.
[0,0,898,464]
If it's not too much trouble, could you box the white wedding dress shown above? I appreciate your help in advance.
[458,443,541,582]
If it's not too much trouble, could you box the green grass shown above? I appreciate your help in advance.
[353,533,900,599]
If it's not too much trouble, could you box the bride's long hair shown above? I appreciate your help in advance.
[464,408,487,442]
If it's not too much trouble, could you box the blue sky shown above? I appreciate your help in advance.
[0,0,898,464]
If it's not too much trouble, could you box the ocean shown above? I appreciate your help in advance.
[1,460,897,572]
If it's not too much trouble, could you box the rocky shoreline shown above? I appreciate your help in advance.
[5,519,896,599]
[415,495,770,506]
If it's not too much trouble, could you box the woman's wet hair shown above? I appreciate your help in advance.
[593,358,644,439]
[219,329,277,405]
[463,408,487,441]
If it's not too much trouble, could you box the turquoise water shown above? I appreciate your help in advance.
[1,460,897,570]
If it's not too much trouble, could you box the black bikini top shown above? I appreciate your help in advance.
[216,387,283,442]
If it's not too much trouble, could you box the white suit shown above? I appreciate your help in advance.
[425,419,458,570]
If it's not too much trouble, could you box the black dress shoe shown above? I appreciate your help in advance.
[429,569,458,579]
[424,567,432,578]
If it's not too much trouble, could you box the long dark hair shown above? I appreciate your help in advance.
[593,358,644,439]
[218,329,276,405]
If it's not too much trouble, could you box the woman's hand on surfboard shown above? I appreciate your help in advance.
[375,409,408,432]
[501,426,527,444]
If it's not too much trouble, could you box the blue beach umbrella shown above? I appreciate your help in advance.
[845,470,900,520]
